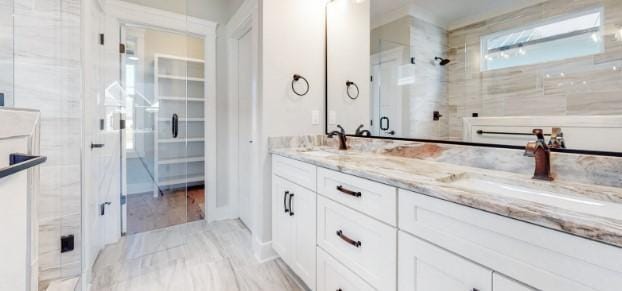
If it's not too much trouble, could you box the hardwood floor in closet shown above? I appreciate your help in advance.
[91,219,305,291]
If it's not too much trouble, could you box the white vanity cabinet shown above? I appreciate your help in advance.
[272,157,317,290]
[271,155,622,291]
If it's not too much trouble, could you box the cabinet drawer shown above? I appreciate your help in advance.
[493,273,535,291]
[272,155,316,191]
[317,247,375,291]
[316,167,396,225]
[399,231,492,291]
[317,196,396,290]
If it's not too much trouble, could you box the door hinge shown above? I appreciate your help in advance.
[99,33,104,45]
[120,195,127,205]
[119,43,126,54]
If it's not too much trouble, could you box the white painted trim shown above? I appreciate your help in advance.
[252,237,279,263]
[225,0,260,229]
[105,0,217,36]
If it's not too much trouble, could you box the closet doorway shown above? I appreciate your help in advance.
[120,25,207,235]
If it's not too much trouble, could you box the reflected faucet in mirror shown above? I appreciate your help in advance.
[355,124,371,137]
[524,129,553,181]
[548,127,566,149]
[328,125,348,150]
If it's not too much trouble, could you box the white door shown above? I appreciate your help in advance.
[290,183,316,290]
[399,231,492,291]
[237,29,253,228]
[271,175,294,262]
[371,49,403,137]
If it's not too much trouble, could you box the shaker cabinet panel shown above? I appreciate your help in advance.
[398,231,492,291]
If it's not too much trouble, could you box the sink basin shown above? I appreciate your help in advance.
[437,172,622,220]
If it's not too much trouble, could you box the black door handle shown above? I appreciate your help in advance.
[100,201,112,216]
[380,116,390,131]
[283,191,290,213]
[288,193,295,216]
[91,143,105,149]
[172,113,179,138]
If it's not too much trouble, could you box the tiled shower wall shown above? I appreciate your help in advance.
[446,0,622,138]
[0,0,13,106]
[13,0,82,287]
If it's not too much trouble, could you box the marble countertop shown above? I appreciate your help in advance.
[271,147,622,248]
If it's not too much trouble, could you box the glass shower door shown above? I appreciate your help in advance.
[120,25,206,235]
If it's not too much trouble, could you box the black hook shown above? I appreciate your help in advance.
[346,80,359,100]
[292,74,310,96]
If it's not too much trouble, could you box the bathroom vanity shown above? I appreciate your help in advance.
[270,147,622,291]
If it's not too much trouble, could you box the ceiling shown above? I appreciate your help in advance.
[371,0,548,30]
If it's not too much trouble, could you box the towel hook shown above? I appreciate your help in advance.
[346,80,359,100]
[292,74,310,96]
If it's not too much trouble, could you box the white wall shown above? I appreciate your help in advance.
[326,0,371,134]
[254,0,325,252]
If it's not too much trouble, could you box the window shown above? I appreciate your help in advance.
[481,8,603,71]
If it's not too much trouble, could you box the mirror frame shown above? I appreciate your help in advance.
[323,2,622,158]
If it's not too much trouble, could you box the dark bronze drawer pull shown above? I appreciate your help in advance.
[336,185,362,197]
[283,191,290,213]
[288,193,295,216]
[336,230,361,248]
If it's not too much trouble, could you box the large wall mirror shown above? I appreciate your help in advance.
[326,0,622,153]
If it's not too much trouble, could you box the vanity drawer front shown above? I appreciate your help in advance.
[316,167,397,225]
[272,155,316,191]
[317,247,376,291]
[398,189,622,291]
[317,196,397,290]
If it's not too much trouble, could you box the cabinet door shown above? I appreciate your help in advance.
[290,182,317,290]
[272,175,294,263]
[493,273,535,291]
[399,231,492,291]
[317,248,375,291]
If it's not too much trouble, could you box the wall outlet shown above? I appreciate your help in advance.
[311,110,320,125]
[329,111,337,125]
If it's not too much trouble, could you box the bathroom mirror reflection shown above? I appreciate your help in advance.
[326,0,622,153]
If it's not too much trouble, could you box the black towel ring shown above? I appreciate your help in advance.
[346,80,360,100]
[292,74,310,96]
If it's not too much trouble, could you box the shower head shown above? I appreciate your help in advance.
[434,57,451,66]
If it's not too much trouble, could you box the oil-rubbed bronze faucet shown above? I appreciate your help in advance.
[355,124,371,137]
[524,129,553,181]
[328,125,348,150]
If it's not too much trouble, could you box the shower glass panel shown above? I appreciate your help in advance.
[0,0,13,106]
[120,25,206,235]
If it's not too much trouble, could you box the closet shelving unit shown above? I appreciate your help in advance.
[153,54,206,194]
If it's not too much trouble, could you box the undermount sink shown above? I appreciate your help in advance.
[437,172,622,220]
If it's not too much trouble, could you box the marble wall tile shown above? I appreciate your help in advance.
[13,0,83,287]
[446,0,622,138]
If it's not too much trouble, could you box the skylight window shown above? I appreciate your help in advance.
[481,8,604,71]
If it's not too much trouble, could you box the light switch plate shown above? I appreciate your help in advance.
[311,110,320,125]
[329,111,337,125]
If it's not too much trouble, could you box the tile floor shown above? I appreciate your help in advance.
[91,219,305,291]
[126,186,205,234]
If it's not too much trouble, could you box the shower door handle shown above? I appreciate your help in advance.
[172,113,179,138]
[380,116,390,131]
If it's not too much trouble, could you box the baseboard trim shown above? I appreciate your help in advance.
[252,237,278,263]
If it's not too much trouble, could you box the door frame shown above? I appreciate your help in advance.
[226,0,260,226]
[104,0,219,227]
[370,46,405,137]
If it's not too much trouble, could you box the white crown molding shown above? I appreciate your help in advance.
[106,0,218,36]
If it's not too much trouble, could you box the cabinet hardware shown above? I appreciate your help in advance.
[284,191,290,213]
[336,185,362,197]
[288,193,295,216]
[336,230,361,248]
[100,201,112,216]
[91,143,105,149]
[172,113,179,138]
